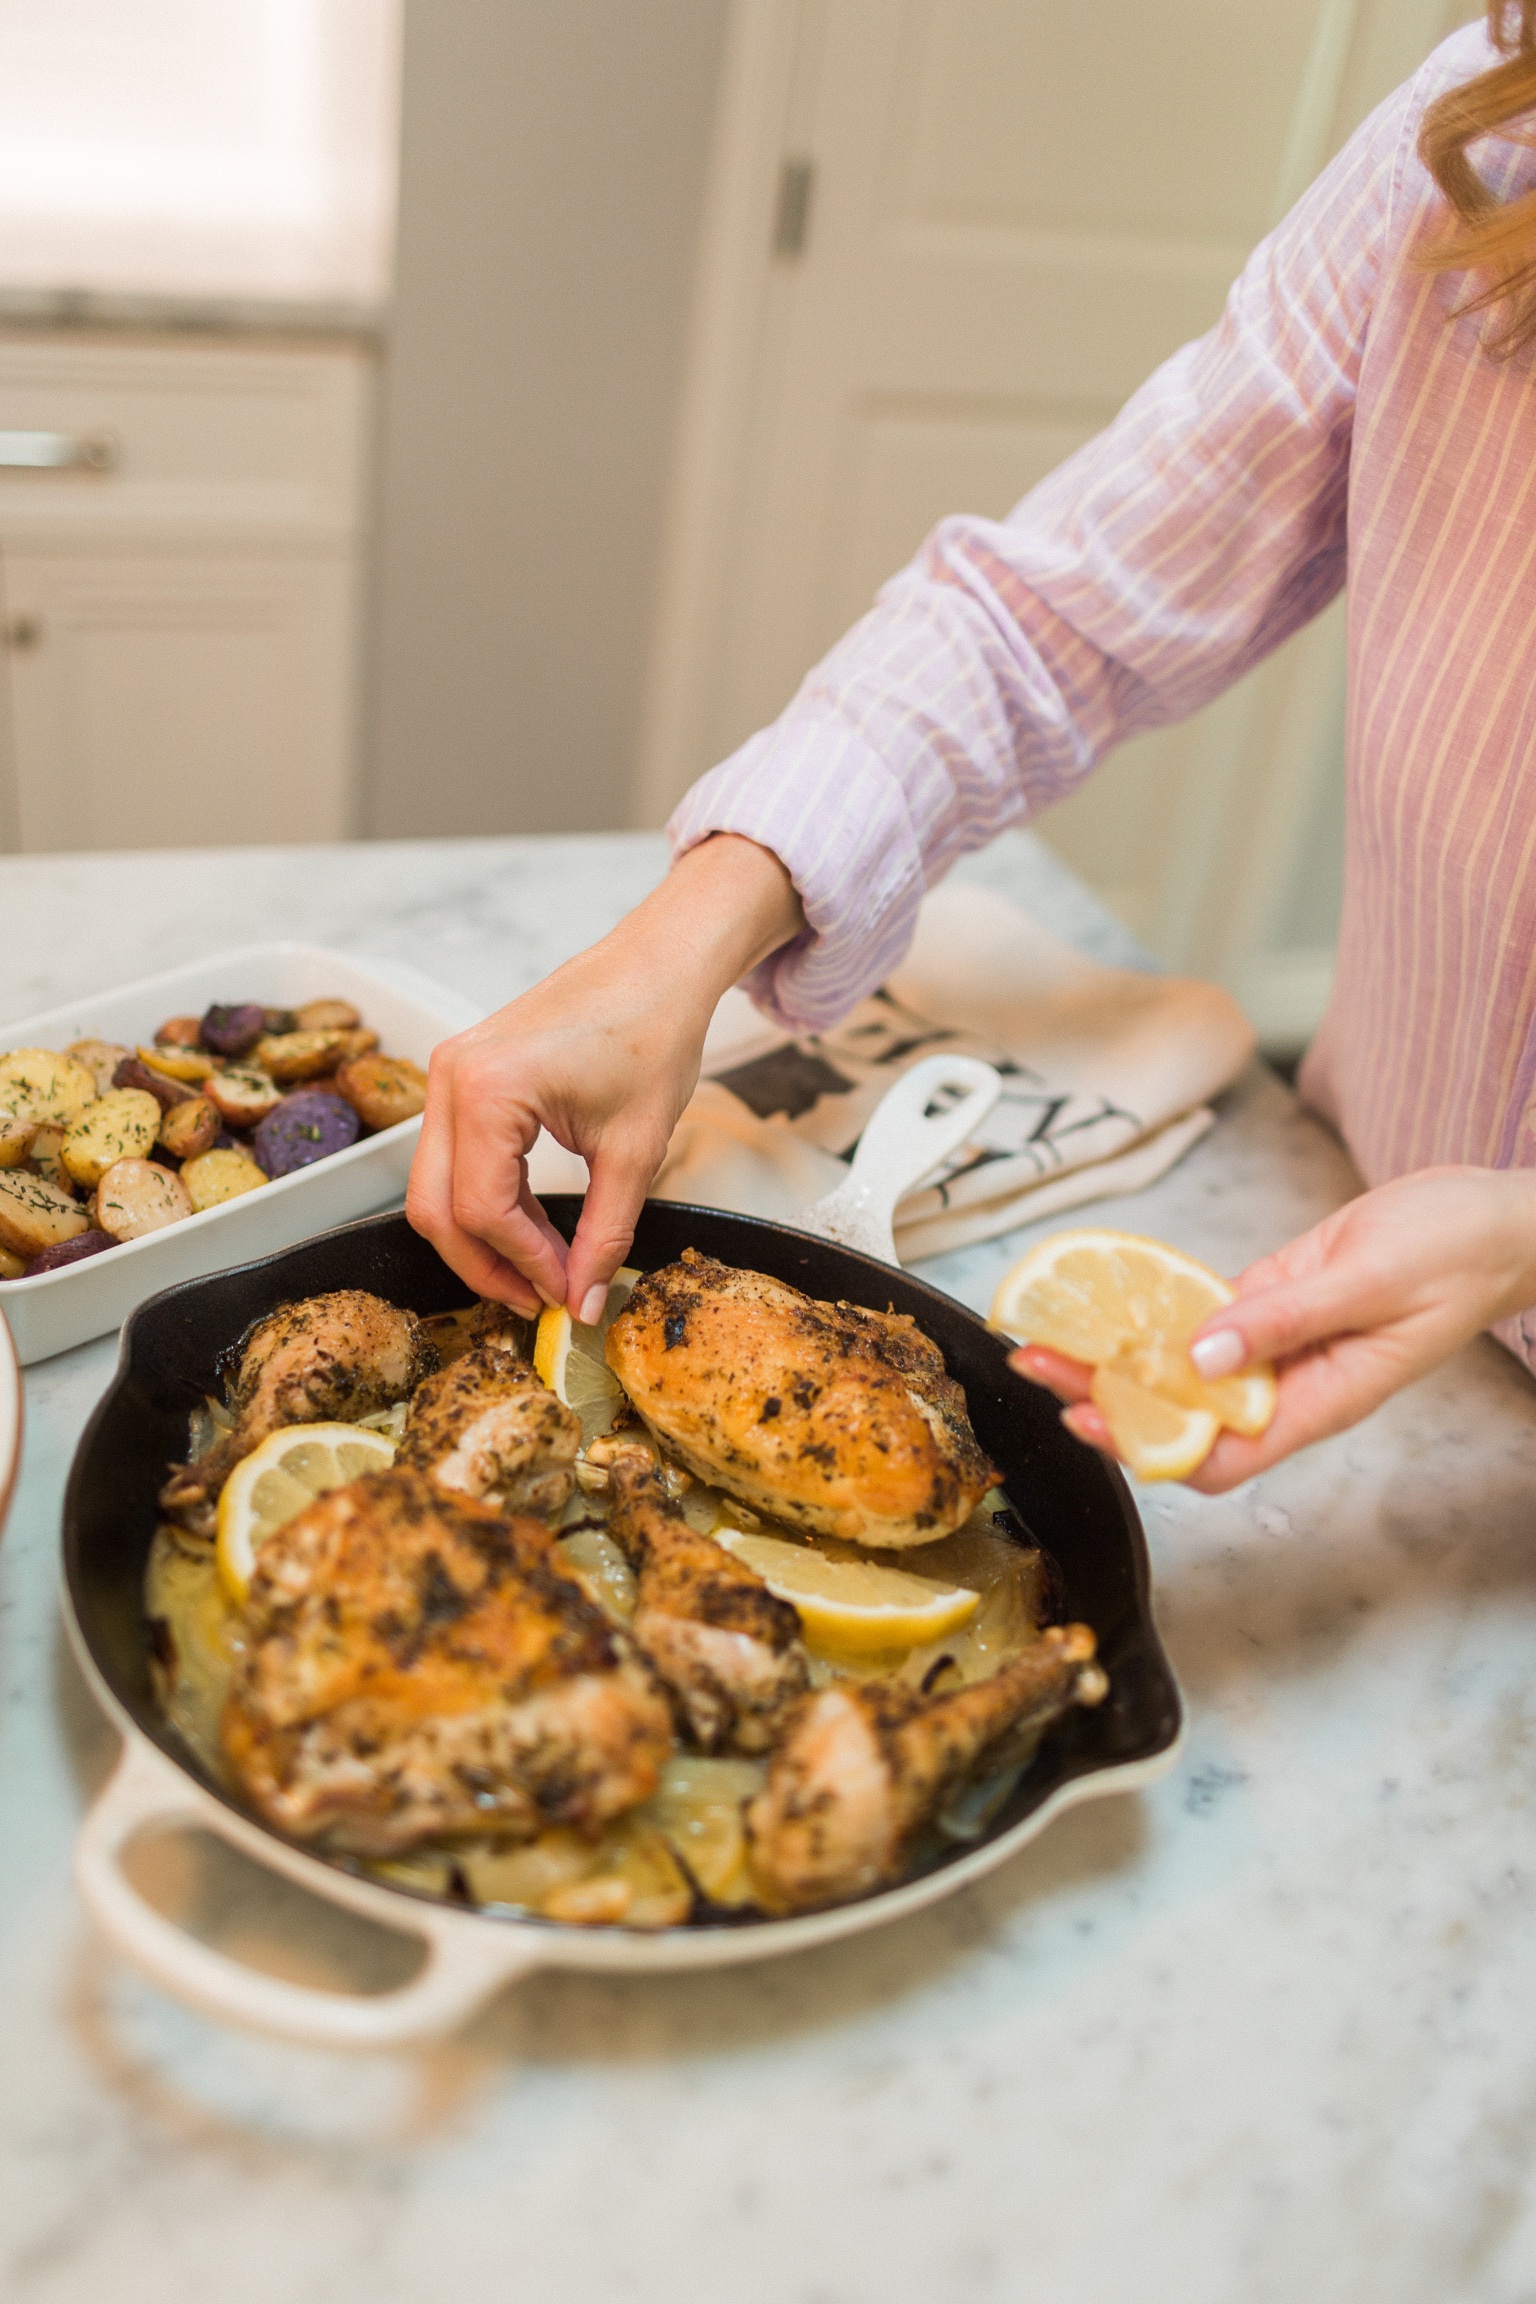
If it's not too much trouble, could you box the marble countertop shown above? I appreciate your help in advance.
[4,829,1536,2304]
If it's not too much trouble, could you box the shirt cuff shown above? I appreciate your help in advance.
[667,718,926,1034]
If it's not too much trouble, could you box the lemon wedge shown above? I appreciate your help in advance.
[1087,1366,1221,1483]
[534,1267,641,1446]
[712,1526,980,1657]
[216,1421,397,1601]
[991,1227,1276,1472]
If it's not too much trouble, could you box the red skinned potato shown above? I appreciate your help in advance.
[158,1094,220,1160]
[154,1015,204,1048]
[334,1053,428,1132]
[97,1158,194,1240]
[24,1227,116,1275]
[66,1039,133,1096]
[0,1170,89,1259]
[204,1066,283,1129]
[294,998,361,1032]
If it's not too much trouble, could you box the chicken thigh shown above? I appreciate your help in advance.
[163,1288,436,1531]
[606,1249,996,1548]
[221,1466,672,1855]
[745,1624,1106,1913]
[606,1452,808,1753]
[397,1345,579,1516]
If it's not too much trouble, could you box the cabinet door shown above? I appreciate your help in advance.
[1,552,357,851]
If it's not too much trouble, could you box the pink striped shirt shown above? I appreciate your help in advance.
[670,22,1536,1355]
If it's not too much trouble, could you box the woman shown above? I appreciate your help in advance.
[408,6,1536,1493]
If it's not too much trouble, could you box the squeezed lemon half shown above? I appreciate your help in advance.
[712,1526,980,1657]
[534,1266,641,1446]
[991,1227,1276,1480]
[216,1421,397,1600]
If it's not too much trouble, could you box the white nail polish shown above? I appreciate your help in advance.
[1190,1328,1244,1379]
[579,1284,608,1327]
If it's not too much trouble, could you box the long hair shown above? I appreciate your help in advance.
[1419,3,1536,353]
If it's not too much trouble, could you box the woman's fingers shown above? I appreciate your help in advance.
[565,1134,663,1322]
[1009,1344,1095,1403]
[405,1101,544,1314]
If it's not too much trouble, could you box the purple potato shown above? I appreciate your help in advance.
[200,1002,267,1059]
[24,1228,117,1275]
[252,1089,360,1178]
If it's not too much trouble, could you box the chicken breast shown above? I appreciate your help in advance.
[163,1288,437,1531]
[221,1466,672,1855]
[745,1624,1107,1914]
[397,1345,579,1516]
[606,1249,997,1548]
[606,1451,808,1753]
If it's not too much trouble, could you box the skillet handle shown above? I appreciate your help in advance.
[75,1739,541,2050]
[795,1054,1003,1264]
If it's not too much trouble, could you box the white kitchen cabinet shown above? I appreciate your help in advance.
[0,333,373,854]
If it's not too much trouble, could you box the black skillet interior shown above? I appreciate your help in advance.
[63,1201,1181,1912]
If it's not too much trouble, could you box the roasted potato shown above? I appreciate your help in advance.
[0,1047,98,1127]
[0,1244,25,1280]
[136,1042,217,1084]
[252,1028,353,1082]
[200,1003,266,1058]
[158,1094,220,1160]
[0,1170,89,1259]
[253,1090,359,1175]
[204,1065,283,1129]
[294,998,361,1033]
[113,1054,197,1110]
[61,1088,161,1187]
[154,1015,204,1048]
[66,1038,133,1096]
[24,1228,115,1276]
[334,1052,429,1132]
[0,1113,36,1169]
[28,1123,69,1190]
[180,1147,267,1210]
[97,1159,194,1240]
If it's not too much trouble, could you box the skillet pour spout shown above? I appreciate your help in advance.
[61,1202,1182,2050]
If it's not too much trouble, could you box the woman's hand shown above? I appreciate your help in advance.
[1010,1165,1536,1492]
[406,834,804,1320]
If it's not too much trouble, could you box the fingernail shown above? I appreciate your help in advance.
[578,1284,608,1326]
[1190,1328,1245,1379]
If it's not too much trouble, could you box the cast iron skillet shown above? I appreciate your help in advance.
[63,1200,1181,2049]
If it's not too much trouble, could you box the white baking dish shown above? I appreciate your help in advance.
[0,942,481,1364]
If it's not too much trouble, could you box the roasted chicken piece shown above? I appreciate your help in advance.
[606,1249,997,1549]
[606,1452,808,1753]
[221,1466,672,1855]
[397,1345,579,1516]
[162,1288,437,1532]
[424,1297,530,1368]
[745,1625,1107,1914]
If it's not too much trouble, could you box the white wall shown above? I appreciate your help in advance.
[365,0,728,838]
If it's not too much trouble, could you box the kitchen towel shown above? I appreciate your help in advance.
[528,883,1256,1262]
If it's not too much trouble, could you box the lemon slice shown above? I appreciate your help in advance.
[712,1526,980,1657]
[216,1421,397,1601]
[991,1227,1276,1445]
[1088,1366,1221,1483]
[534,1266,641,1446]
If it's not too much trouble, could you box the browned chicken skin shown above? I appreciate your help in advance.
[222,1466,673,1855]
[162,1288,437,1531]
[745,1625,1107,1913]
[397,1345,579,1516]
[606,1249,997,1549]
[606,1452,809,1753]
